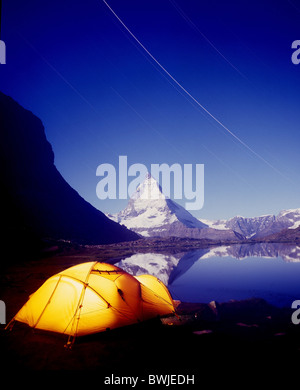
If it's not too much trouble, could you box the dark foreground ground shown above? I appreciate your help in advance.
[1,242,300,382]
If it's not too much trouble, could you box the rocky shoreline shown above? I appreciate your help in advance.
[0,241,300,376]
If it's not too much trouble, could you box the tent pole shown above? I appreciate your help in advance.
[64,262,96,348]
[5,318,15,331]
[33,276,62,329]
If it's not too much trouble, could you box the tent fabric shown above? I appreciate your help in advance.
[12,262,175,338]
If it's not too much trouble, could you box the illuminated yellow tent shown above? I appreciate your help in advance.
[9,262,175,345]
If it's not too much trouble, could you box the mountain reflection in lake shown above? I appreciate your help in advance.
[115,243,300,307]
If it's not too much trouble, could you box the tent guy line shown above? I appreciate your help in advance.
[101,0,292,183]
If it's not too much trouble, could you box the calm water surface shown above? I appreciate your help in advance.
[115,243,300,307]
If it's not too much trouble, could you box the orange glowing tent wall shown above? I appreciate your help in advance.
[11,262,175,339]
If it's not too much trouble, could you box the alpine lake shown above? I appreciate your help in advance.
[112,242,300,308]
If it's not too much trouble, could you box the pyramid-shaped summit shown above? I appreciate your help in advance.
[110,173,208,237]
[131,172,165,201]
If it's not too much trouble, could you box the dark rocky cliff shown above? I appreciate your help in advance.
[0,92,139,249]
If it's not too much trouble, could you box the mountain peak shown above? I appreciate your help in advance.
[110,172,208,236]
[203,208,300,239]
[132,173,164,201]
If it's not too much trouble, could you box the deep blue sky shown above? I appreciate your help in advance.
[0,0,299,220]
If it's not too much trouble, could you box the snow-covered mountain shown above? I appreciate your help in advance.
[108,173,206,235]
[107,174,243,240]
[106,173,299,241]
[203,209,300,239]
